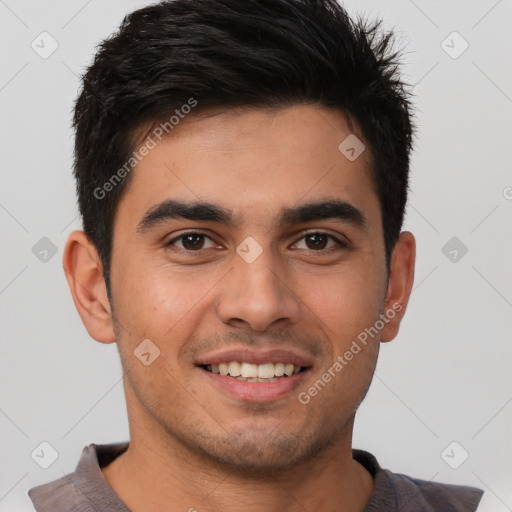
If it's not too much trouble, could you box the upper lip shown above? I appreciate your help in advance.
[195,348,315,368]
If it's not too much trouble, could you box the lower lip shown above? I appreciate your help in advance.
[198,367,310,402]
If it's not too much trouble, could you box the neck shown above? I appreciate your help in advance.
[102,415,374,512]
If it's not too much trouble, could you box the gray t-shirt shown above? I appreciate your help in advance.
[28,442,484,511]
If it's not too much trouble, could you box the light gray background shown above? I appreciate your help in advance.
[1,1,511,511]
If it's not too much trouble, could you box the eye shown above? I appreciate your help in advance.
[167,232,218,252]
[166,231,347,254]
[293,232,346,251]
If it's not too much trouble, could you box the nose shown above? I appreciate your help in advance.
[215,244,301,332]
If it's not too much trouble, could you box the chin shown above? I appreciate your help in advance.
[189,427,334,476]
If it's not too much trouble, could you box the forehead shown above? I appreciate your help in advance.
[116,104,380,230]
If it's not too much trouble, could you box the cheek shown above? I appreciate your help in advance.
[111,267,203,410]
[112,261,221,352]
[301,261,385,339]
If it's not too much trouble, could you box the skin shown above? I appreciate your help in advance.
[63,104,415,512]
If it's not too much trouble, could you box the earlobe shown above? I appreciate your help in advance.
[380,231,416,343]
[62,230,116,344]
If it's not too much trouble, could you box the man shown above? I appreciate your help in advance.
[28,0,484,510]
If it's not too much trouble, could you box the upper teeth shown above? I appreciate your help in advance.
[208,362,301,378]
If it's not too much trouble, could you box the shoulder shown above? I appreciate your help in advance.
[353,449,484,512]
[28,442,129,512]
[28,472,91,512]
[378,467,484,512]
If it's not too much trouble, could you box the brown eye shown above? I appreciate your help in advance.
[294,232,345,251]
[167,232,216,252]
[181,234,205,250]
[304,233,328,250]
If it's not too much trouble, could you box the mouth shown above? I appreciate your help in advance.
[195,349,314,402]
[199,361,309,382]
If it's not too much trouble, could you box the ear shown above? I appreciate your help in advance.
[380,231,416,343]
[63,230,115,343]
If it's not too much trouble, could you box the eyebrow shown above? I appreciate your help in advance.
[136,198,367,233]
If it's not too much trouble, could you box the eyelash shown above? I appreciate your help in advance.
[166,231,347,255]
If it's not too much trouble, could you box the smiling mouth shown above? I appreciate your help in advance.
[200,362,310,382]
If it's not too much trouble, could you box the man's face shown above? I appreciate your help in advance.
[109,104,390,471]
